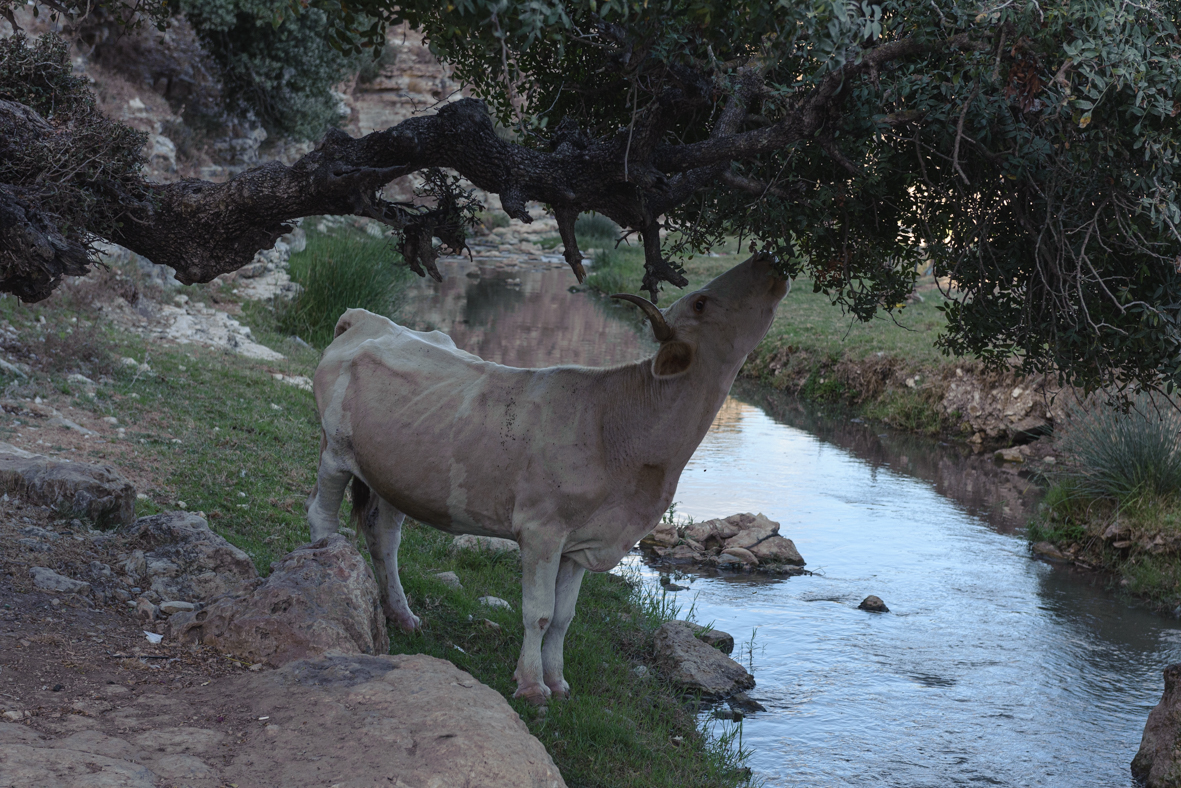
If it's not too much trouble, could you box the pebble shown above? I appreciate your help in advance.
[477,596,513,611]
[159,600,195,615]
[433,571,462,589]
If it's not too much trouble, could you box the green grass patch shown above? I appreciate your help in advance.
[1028,479,1181,610]
[277,227,414,348]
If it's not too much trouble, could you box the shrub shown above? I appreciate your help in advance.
[1057,393,1181,503]
[575,212,620,245]
[278,229,413,348]
[178,0,359,140]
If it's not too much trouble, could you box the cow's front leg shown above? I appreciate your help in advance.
[358,493,420,632]
[541,556,586,699]
[513,540,563,706]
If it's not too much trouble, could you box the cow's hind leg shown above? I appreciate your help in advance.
[541,556,586,700]
[307,430,352,542]
[355,481,420,632]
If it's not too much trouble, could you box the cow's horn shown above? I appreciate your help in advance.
[611,293,674,342]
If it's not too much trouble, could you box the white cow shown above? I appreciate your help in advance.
[307,252,788,704]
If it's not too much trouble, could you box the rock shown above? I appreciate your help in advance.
[29,567,90,595]
[728,692,767,714]
[479,595,513,611]
[719,546,758,566]
[664,544,701,563]
[640,520,678,548]
[225,654,566,787]
[450,534,520,554]
[158,600,195,615]
[0,442,135,527]
[1031,541,1069,561]
[858,595,889,613]
[0,741,158,788]
[434,570,462,589]
[1134,663,1181,787]
[994,446,1026,463]
[169,535,388,667]
[135,597,159,622]
[723,513,780,549]
[749,535,805,566]
[122,549,147,580]
[653,620,755,698]
[19,525,57,541]
[121,512,259,604]
[686,624,734,654]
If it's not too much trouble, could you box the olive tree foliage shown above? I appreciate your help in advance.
[1,0,1179,393]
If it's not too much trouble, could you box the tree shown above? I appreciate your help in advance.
[1,0,1179,393]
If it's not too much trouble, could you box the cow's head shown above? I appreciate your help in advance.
[614,252,789,379]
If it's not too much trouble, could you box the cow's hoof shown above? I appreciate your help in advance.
[513,683,552,707]
[385,609,421,633]
[545,678,570,700]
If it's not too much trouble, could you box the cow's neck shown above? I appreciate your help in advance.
[600,355,740,473]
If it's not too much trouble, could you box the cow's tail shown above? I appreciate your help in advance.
[334,310,358,339]
[350,476,378,536]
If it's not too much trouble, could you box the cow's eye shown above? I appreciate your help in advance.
[693,296,707,313]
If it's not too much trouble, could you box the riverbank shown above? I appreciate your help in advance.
[0,234,754,787]
[583,239,1071,447]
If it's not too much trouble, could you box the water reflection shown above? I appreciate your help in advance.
[400,246,652,368]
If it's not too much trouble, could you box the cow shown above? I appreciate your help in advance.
[307,251,788,705]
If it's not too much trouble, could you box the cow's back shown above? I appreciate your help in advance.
[315,309,535,534]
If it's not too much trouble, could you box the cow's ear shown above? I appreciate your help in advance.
[652,341,693,377]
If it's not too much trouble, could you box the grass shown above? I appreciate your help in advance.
[580,236,959,435]
[276,227,414,348]
[0,252,755,787]
[1027,395,1181,610]
[388,525,752,788]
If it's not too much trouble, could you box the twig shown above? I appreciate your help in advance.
[952,82,982,185]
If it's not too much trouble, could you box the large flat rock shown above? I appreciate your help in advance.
[0,654,566,788]
[0,442,135,528]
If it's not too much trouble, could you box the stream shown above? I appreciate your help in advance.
[401,246,1181,787]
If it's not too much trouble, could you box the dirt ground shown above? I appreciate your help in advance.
[0,495,282,786]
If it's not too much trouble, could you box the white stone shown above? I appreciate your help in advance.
[478,596,513,611]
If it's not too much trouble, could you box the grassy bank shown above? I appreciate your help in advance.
[1026,394,1181,611]
[581,235,964,437]
[0,233,753,787]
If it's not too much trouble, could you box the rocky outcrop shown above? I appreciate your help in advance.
[1133,663,1181,787]
[641,512,805,574]
[169,535,388,667]
[119,511,258,605]
[0,442,135,528]
[0,654,567,788]
[237,654,567,787]
[653,620,754,698]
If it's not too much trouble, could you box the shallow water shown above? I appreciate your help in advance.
[401,252,1180,787]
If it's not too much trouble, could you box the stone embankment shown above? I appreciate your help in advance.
[641,512,807,574]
